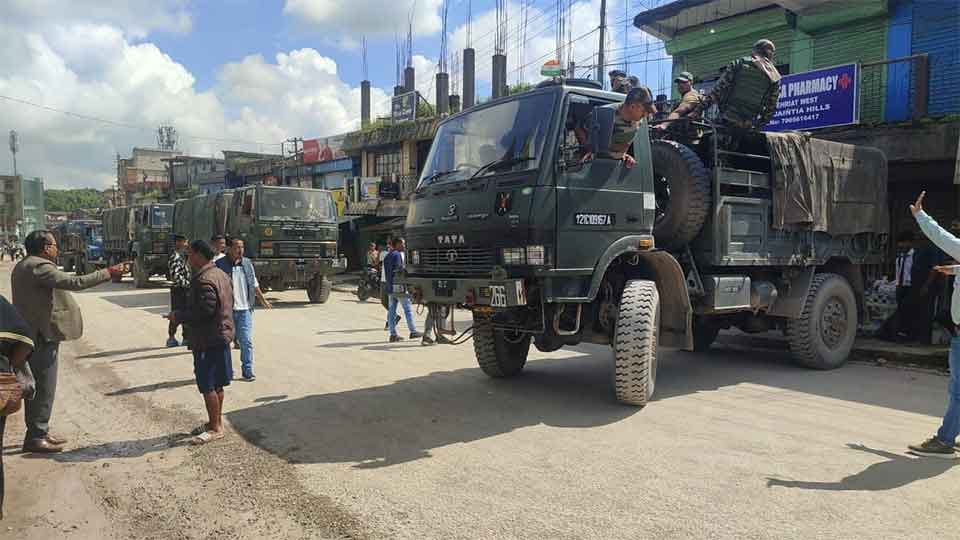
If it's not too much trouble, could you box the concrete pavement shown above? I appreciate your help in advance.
[2,264,959,539]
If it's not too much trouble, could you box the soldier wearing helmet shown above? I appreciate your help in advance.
[696,39,782,130]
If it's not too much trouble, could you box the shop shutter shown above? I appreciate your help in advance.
[912,1,960,117]
[811,17,887,123]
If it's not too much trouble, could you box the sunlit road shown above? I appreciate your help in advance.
[3,263,959,539]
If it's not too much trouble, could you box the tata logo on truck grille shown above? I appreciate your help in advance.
[437,234,465,245]
[446,250,458,263]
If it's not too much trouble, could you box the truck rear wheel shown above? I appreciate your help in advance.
[651,140,711,250]
[787,273,857,370]
[132,259,149,288]
[613,280,660,407]
[472,313,530,377]
[307,276,332,304]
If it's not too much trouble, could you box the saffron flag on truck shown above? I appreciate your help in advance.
[765,63,859,132]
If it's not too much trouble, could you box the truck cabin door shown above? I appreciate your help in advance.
[555,94,656,272]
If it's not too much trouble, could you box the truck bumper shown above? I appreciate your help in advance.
[252,257,347,283]
[400,276,528,308]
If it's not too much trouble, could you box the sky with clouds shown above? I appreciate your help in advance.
[0,0,671,189]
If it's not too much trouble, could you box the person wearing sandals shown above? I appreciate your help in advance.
[165,240,235,446]
[1,294,36,519]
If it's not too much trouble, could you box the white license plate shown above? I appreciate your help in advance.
[490,285,508,307]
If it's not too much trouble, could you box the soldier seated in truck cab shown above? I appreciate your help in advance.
[579,86,657,169]
[696,39,781,131]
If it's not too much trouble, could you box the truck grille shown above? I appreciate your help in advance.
[273,242,334,258]
[414,246,496,276]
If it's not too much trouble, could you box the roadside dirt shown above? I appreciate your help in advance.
[3,337,367,540]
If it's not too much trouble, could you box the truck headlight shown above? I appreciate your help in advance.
[410,250,420,265]
[260,241,274,256]
[526,245,546,266]
[325,243,338,258]
[152,242,166,253]
[501,247,525,265]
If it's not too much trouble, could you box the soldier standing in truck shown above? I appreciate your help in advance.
[697,39,782,130]
[654,71,702,131]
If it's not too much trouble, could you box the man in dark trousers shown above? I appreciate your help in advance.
[11,230,123,453]
[165,240,235,445]
[167,234,191,347]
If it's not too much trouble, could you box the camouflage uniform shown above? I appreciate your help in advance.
[701,55,781,130]
[601,103,639,157]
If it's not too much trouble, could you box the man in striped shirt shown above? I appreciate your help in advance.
[167,234,191,347]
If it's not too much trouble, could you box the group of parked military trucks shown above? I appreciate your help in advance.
[97,185,345,303]
[399,79,888,407]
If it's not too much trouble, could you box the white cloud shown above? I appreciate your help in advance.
[5,0,193,38]
[0,21,391,189]
[284,0,443,41]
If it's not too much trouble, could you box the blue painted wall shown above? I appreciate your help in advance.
[885,0,913,122]
[912,0,960,116]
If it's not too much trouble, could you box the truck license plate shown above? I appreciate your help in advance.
[490,286,508,307]
[433,280,454,297]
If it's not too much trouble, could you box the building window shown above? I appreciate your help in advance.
[374,151,401,176]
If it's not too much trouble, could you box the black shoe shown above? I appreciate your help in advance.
[435,335,454,345]
[410,331,423,339]
[23,438,64,453]
[389,335,404,343]
[421,335,435,346]
[242,373,256,382]
[908,437,957,458]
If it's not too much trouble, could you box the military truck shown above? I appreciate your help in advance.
[53,219,104,274]
[102,203,173,286]
[398,79,887,407]
[173,185,346,303]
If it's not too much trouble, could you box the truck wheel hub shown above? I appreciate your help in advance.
[820,298,847,349]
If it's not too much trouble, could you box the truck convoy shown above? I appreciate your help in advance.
[102,203,173,286]
[173,185,346,303]
[399,79,887,407]
[53,219,105,275]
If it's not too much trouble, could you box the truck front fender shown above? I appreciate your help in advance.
[583,238,691,349]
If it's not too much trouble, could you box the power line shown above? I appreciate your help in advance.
[0,94,282,148]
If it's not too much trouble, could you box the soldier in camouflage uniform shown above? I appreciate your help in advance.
[581,86,656,169]
[609,70,629,94]
[698,39,782,130]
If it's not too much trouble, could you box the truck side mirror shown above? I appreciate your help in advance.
[590,106,616,156]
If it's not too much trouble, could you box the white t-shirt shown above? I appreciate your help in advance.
[231,263,259,311]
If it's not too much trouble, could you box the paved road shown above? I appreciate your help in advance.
[3,264,959,539]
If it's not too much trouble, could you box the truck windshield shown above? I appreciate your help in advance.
[258,188,335,222]
[418,92,554,187]
[151,205,172,227]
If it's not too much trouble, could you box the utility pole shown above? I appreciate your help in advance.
[286,137,303,186]
[8,130,19,177]
[596,0,607,88]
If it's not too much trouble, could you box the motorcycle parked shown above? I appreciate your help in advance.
[356,266,380,302]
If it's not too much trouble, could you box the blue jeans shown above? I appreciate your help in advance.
[388,295,417,337]
[937,336,960,444]
[233,309,254,377]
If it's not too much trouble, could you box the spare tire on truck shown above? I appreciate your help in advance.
[651,140,711,250]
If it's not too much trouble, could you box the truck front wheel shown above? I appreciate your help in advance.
[787,273,857,370]
[613,280,660,407]
[472,313,530,377]
[307,276,332,304]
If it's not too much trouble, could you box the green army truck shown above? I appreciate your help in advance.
[102,203,174,287]
[399,79,887,407]
[174,185,346,303]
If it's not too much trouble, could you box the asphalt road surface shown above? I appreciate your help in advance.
[2,263,958,539]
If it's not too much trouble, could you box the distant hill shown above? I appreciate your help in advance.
[45,188,104,212]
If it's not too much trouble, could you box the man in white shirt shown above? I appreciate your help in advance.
[215,238,271,381]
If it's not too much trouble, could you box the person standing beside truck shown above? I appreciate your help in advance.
[908,191,960,458]
[383,238,421,343]
[167,234,191,348]
[216,238,272,381]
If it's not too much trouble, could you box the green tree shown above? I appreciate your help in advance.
[44,188,104,212]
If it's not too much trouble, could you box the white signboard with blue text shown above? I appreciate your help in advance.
[766,63,859,131]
